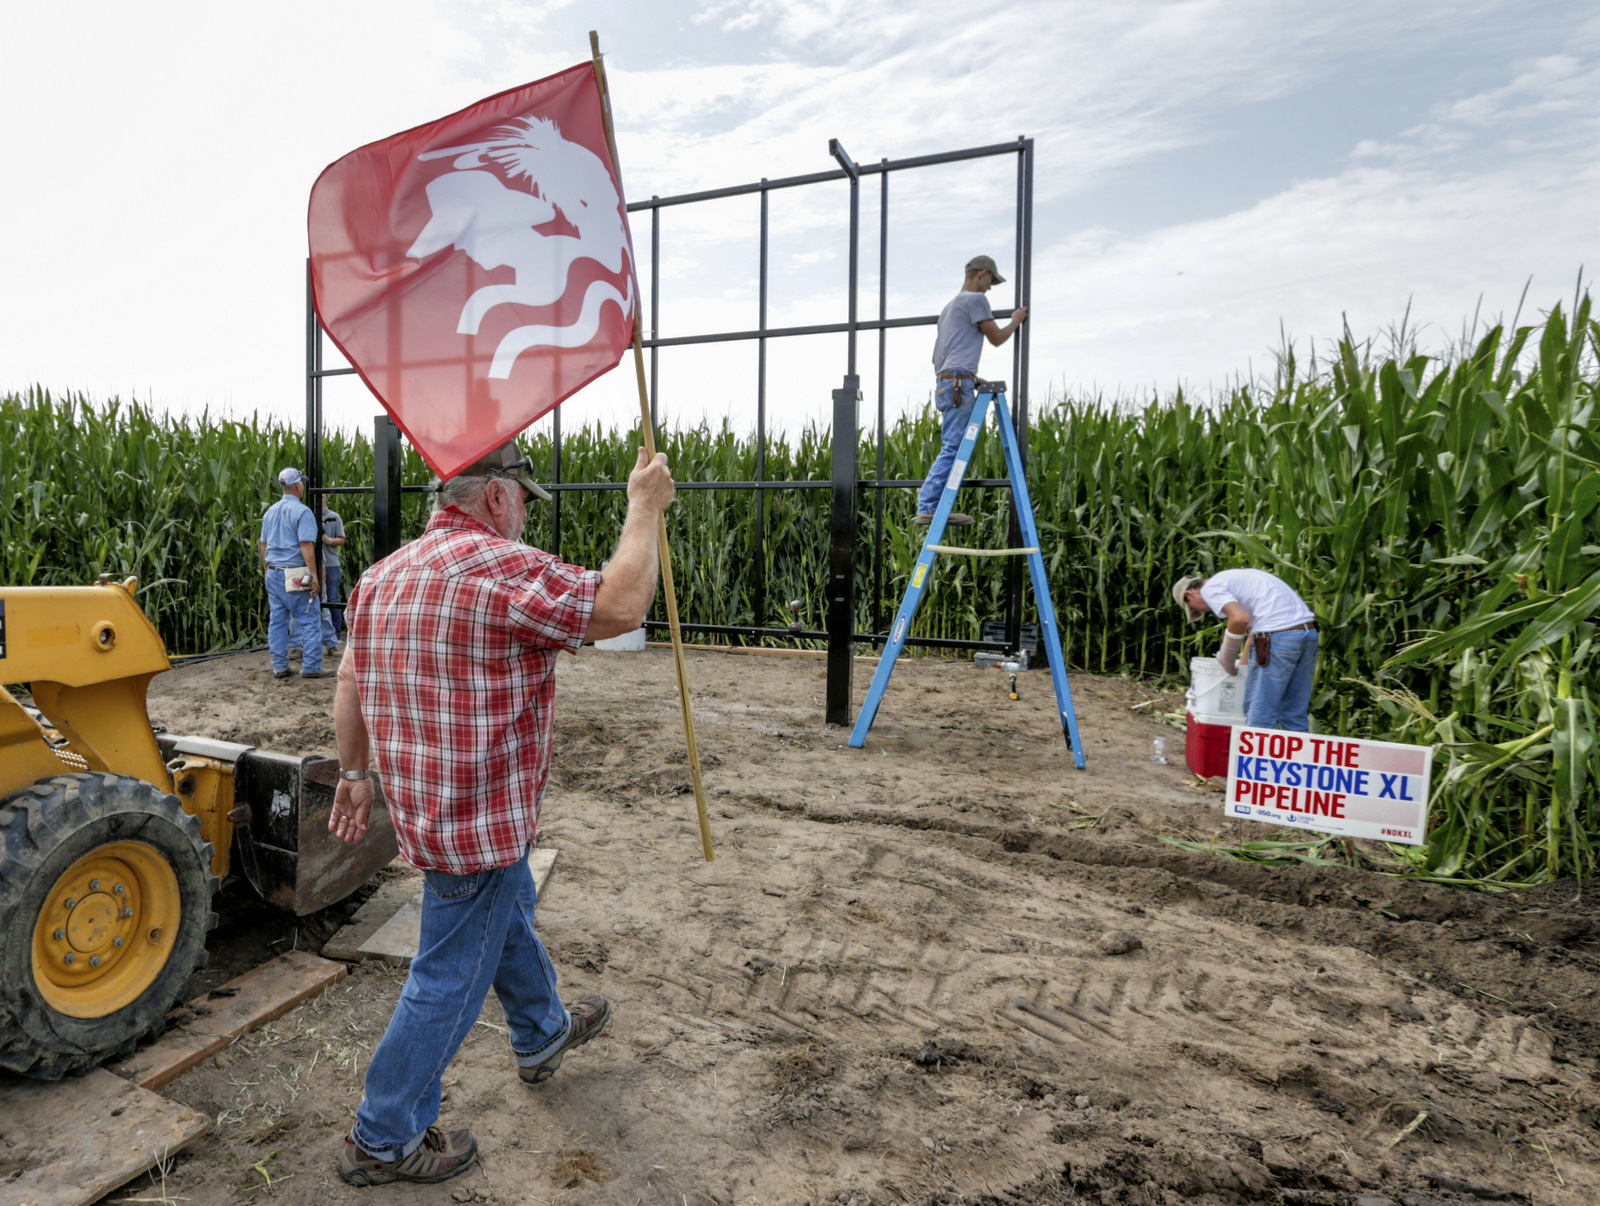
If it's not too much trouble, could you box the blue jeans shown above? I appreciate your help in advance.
[917,376,976,516]
[288,565,341,652]
[352,851,571,1159]
[324,565,344,641]
[1242,629,1318,731]
[265,569,323,674]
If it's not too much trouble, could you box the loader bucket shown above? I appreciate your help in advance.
[157,735,398,915]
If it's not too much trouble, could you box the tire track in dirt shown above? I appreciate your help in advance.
[137,649,1600,1205]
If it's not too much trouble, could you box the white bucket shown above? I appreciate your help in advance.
[593,627,646,652]
[1188,655,1247,718]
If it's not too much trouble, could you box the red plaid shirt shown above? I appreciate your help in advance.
[345,508,600,873]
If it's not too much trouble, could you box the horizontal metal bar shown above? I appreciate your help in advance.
[626,139,1025,211]
[629,168,841,210]
[305,479,1014,497]
[866,478,1014,489]
[308,484,430,496]
[890,635,1012,651]
[311,308,1013,366]
[542,478,1014,493]
[643,310,1014,350]
[311,368,358,378]
[639,620,1009,652]
[854,139,1029,176]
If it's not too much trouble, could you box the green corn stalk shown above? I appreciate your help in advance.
[3,295,1595,884]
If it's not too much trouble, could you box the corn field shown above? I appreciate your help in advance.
[2,300,1596,884]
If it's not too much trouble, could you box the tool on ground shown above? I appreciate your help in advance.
[848,381,1086,766]
[1008,673,1020,701]
[0,579,396,1078]
[591,31,714,862]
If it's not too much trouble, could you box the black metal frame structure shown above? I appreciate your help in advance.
[304,136,1034,727]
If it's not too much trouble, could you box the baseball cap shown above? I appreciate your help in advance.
[278,467,305,487]
[965,254,1005,284]
[1171,575,1206,622]
[455,440,553,501]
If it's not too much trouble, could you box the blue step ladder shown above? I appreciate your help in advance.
[849,381,1086,768]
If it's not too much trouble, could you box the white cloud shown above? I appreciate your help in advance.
[1039,119,1599,396]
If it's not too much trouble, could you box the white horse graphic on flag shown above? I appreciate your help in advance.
[408,116,633,378]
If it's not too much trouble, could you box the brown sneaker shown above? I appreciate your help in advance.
[517,994,611,1085]
[339,1126,478,1186]
[914,512,976,527]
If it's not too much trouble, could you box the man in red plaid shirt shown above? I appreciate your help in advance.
[326,439,674,1186]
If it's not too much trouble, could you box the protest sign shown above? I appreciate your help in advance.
[1225,728,1433,845]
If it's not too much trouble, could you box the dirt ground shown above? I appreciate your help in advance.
[97,645,1600,1205]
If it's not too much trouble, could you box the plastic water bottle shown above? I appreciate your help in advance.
[1151,736,1169,764]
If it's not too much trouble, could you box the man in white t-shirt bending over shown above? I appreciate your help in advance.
[914,254,1028,527]
[1172,568,1319,731]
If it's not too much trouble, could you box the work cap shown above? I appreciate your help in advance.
[278,467,305,486]
[965,254,1005,284]
[1171,575,1206,622]
[455,440,553,501]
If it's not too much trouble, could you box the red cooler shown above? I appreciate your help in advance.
[1185,711,1234,779]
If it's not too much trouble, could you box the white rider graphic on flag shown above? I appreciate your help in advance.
[407,116,635,379]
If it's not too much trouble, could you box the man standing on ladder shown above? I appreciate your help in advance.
[915,254,1028,528]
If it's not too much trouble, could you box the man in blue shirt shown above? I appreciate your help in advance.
[259,468,328,679]
[915,254,1028,526]
[288,501,346,656]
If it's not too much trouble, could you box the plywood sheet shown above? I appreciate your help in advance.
[356,848,558,964]
[320,864,425,961]
[0,1069,209,1206]
[107,951,346,1091]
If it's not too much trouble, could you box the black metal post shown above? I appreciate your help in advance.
[827,375,861,725]
[650,199,660,433]
[304,261,317,482]
[827,140,862,726]
[374,415,403,563]
[551,401,562,558]
[755,182,769,634]
[874,162,888,636]
[1019,139,1034,465]
[830,139,860,377]
[1003,140,1028,655]
[305,261,329,632]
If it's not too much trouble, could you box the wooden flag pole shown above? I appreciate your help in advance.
[590,31,714,863]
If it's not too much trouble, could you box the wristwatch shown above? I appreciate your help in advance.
[339,768,370,781]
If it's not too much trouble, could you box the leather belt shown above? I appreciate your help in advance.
[937,370,975,379]
[1272,621,1317,632]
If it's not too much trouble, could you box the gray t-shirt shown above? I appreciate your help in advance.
[320,508,346,568]
[931,290,994,374]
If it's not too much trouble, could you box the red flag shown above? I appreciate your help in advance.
[308,63,636,480]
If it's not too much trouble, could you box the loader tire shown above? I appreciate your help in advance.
[0,773,218,1079]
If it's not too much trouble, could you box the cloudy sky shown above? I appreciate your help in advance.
[2,0,1593,443]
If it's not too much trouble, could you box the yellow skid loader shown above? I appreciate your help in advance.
[0,578,395,1078]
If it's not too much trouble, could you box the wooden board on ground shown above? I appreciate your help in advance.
[320,862,425,961]
[107,951,347,1091]
[0,1068,209,1206]
[355,848,558,964]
